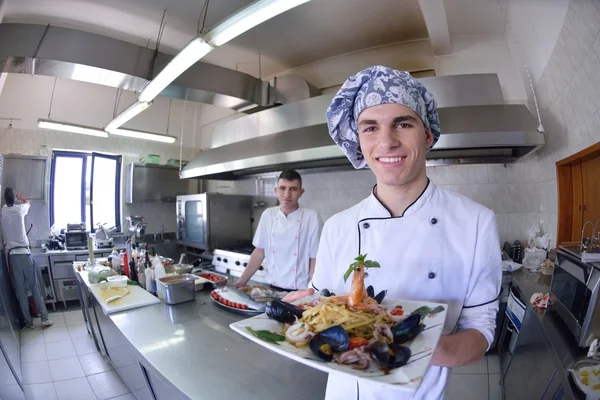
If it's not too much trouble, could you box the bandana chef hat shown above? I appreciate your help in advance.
[326,65,441,169]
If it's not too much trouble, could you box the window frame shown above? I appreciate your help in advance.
[90,152,122,233]
[49,150,122,233]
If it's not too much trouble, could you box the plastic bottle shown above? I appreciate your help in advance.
[153,255,166,299]
[137,257,146,289]
[111,248,119,270]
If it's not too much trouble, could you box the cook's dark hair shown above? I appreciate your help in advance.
[277,170,302,186]
[4,187,16,205]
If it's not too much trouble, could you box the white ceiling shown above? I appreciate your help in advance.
[4,0,508,78]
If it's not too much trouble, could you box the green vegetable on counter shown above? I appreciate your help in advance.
[246,327,285,345]
[126,280,138,285]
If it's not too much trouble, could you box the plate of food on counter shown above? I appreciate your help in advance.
[211,285,289,316]
[229,254,447,392]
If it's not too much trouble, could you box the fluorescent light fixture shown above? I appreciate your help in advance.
[138,38,214,103]
[109,128,176,144]
[37,119,108,138]
[204,0,311,47]
[105,101,152,132]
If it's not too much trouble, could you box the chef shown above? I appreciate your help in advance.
[286,66,501,399]
[233,170,320,291]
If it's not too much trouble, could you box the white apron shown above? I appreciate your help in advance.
[311,182,502,400]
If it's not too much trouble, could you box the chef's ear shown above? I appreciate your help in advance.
[424,128,434,148]
[299,188,305,197]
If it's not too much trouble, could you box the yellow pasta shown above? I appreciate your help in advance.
[301,301,393,338]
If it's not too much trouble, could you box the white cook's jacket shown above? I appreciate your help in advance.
[311,182,502,400]
[253,207,320,290]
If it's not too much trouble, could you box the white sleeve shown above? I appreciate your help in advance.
[308,212,321,259]
[308,218,334,290]
[251,210,269,250]
[20,203,30,216]
[456,209,502,348]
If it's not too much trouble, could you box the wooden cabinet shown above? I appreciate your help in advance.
[557,143,600,244]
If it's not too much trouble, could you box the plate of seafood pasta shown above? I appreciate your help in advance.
[229,255,447,391]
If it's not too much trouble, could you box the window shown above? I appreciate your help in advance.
[50,151,122,232]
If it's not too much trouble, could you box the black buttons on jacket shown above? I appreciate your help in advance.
[428,272,436,279]
[430,218,438,225]
[363,222,370,229]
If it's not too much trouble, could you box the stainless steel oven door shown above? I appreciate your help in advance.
[550,250,600,346]
[177,194,208,249]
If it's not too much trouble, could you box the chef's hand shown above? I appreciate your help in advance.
[229,280,246,288]
[282,288,315,303]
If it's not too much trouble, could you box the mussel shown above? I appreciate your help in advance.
[320,288,335,297]
[366,285,387,304]
[391,314,423,345]
[309,325,349,361]
[369,340,412,369]
[265,299,305,323]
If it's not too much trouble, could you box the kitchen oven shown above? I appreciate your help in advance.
[550,248,600,347]
[176,193,253,251]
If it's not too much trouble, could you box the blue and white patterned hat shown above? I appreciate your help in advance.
[326,66,440,169]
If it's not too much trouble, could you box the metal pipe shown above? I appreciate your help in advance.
[581,221,593,250]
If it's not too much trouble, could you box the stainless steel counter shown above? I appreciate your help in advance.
[509,268,587,399]
[76,271,327,400]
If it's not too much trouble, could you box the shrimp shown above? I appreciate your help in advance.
[324,254,383,312]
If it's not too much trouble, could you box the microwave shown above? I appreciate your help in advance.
[550,248,600,347]
[65,231,88,250]
[176,194,253,251]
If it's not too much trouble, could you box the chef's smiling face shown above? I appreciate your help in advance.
[275,179,304,210]
[357,103,433,188]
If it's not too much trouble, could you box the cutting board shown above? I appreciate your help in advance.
[88,283,160,314]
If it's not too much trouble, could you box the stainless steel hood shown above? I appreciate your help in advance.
[181,74,545,179]
[0,23,265,110]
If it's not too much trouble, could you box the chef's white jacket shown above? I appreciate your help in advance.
[253,207,320,290]
[311,182,501,400]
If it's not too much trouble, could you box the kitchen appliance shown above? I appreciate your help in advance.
[126,216,147,240]
[176,194,252,251]
[65,224,88,250]
[212,247,269,284]
[94,223,116,248]
[55,278,79,303]
[550,248,600,347]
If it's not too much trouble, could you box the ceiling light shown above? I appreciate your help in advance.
[105,101,152,132]
[204,0,311,47]
[138,38,214,103]
[37,119,108,138]
[108,128,176,144]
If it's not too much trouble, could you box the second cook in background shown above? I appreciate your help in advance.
[233,170,321,291]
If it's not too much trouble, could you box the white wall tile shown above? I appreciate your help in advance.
[446,165,470,185]
[507,213,527,242]
[489,184,510,213]
[427,166,449,185]
[468,165,489,184]
[468,184,491,209]
[495,213,508,243]
[487,165,507,184]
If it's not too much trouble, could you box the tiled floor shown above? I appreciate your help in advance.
[19,305,502,400]
[19,307,134,400]
[446,354,503,400]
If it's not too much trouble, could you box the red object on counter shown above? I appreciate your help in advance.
[124,253,129,277]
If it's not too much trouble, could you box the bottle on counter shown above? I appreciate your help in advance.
[137,257,146,289]
[153,255,166,299]
[111,248,119,272]
[129,259,137,282]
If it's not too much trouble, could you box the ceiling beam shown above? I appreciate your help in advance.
[418,0,452,56]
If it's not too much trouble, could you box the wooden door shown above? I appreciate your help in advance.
[582,156,600,228]
[571,162,584,241]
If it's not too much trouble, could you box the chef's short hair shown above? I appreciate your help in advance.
[4,187,16,205]
[277,170,302,187]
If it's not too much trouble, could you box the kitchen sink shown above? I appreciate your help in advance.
[30,248,47,254]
